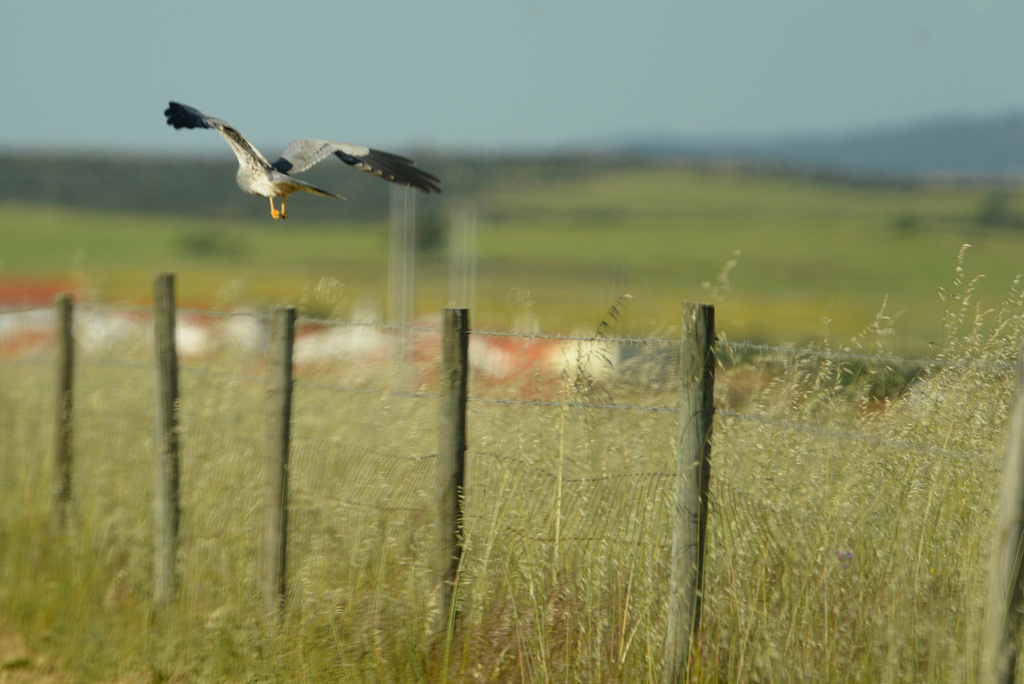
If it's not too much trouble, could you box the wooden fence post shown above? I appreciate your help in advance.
[153,273,180,605]
[261,306,295,614]
[982,342,1024,683]
[664,301,715,683]
[434,307,468,636]
[51,293,74,535]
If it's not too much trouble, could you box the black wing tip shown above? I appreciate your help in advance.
[398,167,442,194]
[416,176,442,195]
[163,101,207,130]
[394,170,443,195]
[335,149,442,194]
[163,101,183,126]
[407,167,442,194]
[409,165,443,195]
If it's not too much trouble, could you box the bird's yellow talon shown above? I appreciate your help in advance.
[268,198,287,220]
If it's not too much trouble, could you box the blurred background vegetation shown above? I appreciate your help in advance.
[1,142,1023,353]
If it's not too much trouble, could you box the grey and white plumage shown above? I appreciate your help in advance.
[164,101,441,219]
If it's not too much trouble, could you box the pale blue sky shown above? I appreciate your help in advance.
[3,1,1022,155]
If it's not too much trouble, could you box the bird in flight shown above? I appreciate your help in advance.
[164,102,441,219]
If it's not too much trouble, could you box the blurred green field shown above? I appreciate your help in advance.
[3,164,1023,350]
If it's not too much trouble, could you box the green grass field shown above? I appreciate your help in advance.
[3,165,1024,352]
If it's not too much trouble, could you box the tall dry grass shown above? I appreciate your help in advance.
[0,255,1021,681]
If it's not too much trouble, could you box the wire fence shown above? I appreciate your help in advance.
[0,297,1015,679]
[0,300,1003,538]
[0,301,1008,468]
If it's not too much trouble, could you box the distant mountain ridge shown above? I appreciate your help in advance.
[622,112,1024,178]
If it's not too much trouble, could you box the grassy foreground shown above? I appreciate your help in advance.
[0,259,1021,681]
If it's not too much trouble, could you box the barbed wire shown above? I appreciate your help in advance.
[716,408,984,460]
[181,366,265,384]
[720,340,1016,372]
[0,351,1006,553]
[3,301,1019,371]
[0,356,50,367]
[2,303,1017,451]
[496,524,673,549]
[478,448,676,484]
[297,315,440,333]
[4,300,1013,565]
[468,395,678,412]
[295,378,439,400]
[472,328,680,346]
[723,341,932,365]
[0,304,52,314]
[1,355,1007,455]
[79,357,153,371]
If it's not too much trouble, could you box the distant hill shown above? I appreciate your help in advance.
[622,112,1024,178]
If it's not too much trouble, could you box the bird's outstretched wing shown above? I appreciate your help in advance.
[272,139,441,194]
[164,102,273,170]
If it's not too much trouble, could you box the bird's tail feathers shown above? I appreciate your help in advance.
[295,180,346,200]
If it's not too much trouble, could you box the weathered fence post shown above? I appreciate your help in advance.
[434,307,468,636]
[261,306,295,614]
[153,273,180,605]
[664,301,715,683]
[982,342,1024,683]
[51,293,74,535]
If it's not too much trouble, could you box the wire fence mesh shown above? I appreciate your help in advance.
[0,301,1008,552]
[0,299,1014,679]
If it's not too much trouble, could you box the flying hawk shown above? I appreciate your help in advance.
[164,102,441,219]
